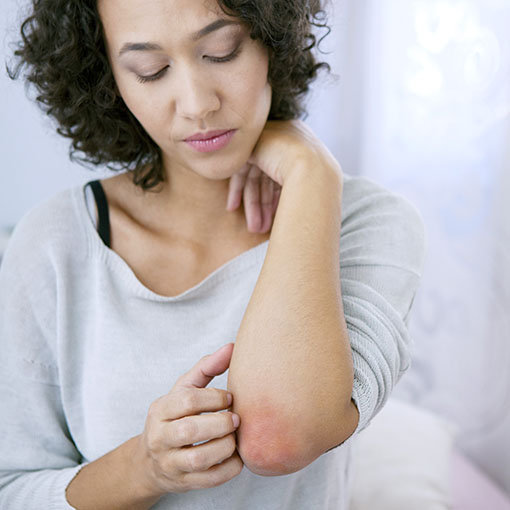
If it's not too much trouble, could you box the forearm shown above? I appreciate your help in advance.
[228,163,358,475]
[66,435,162,510]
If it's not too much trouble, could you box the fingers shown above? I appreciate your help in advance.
[226,164,249,211]
[163,411,240,449]
[227,163,281,233]
[181,450,244,490]
[175,343,234,389]
[139,343,244,495]
[243,165,262,232]
[260,174,274,233]
[149,387,233,422]
[177,433,238,473]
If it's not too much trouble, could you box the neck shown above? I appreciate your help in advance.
[116,167,249,245]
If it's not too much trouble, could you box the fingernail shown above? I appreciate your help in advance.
[227,392,233,406]
[232,413,240,428]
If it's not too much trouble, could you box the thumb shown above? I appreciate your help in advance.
[175,342,235,389]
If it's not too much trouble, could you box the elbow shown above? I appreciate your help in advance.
[235,409,318,476]
[236,400,361,476]
[238,437,311,476]
[238,436,309,477]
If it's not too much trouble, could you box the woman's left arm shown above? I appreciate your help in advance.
[227,121,359,476]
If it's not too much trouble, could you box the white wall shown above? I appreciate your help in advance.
[0,1,116,230]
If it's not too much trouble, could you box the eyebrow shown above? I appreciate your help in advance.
[118,19,240,57]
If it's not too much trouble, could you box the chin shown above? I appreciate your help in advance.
[194,153,253,180]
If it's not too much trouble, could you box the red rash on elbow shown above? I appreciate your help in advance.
[235,401,305,475]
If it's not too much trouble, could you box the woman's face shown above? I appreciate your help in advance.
[98,0,272,180]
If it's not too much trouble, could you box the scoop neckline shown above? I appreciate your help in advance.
[76,182,269,302]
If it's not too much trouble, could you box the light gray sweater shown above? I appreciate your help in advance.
[0,173,425,509]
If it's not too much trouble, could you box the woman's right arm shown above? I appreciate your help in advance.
[0,215,241,510]
[66,344,242,509]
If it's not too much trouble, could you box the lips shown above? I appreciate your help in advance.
[184,129,233,141]
[184,129,237,153]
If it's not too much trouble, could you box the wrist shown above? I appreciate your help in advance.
[126,435,165,501]
[65,435,163,510]
[284,155,343,192]
[270,156,343,241]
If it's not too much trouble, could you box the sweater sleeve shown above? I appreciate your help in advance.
[340,177,426,435]
[0,209,88,510]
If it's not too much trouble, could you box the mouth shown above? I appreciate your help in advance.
[184,129,234,141]
[183,129,237,153]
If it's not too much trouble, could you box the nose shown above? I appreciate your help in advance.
[174,65,221,121]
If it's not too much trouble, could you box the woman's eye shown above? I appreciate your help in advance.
[206,45,241,63]
[136,66,169,84]
[135,46,241,84]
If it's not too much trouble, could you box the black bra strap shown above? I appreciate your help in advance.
[87,180,111,248]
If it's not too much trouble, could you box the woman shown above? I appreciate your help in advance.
[0,0,425,509]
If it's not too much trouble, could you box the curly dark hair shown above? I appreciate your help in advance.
[7,0,332,191]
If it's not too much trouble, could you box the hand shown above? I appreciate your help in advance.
[226,164,281,233]
[245,119,343,187]
[135,343,243,496]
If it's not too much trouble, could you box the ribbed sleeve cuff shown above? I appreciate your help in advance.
[351,369,377,435]
[341,278,413,436]
[51,463,90,510]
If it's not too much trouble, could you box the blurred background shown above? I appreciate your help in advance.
[1,0,509,502]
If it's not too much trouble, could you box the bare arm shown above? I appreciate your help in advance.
[227,121,359,476]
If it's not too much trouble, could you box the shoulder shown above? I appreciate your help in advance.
[342,173,425,234]
[0,186,90,365]
[341,173,426,277]
[1,185,89,277]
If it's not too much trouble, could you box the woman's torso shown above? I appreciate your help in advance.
[78,180,355,509]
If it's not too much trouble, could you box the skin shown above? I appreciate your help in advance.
[98,0,275,243]
[234,400,304,476]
